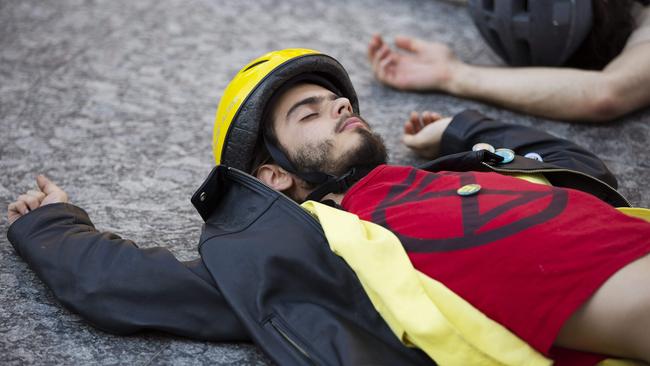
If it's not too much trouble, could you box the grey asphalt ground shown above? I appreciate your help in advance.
[1,0,649,364]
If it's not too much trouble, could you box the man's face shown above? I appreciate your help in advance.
[270,83,387,178]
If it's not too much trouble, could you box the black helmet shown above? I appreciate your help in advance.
[468,0,593,66]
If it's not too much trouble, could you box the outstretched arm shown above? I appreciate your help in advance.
[402,110,617,188]
[446,42,650,122]
[368,32,650,123]
[7,176,248,341]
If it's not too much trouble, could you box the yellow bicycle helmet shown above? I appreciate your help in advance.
[213,48,358,174]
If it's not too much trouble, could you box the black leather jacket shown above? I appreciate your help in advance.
[6,110,629,365]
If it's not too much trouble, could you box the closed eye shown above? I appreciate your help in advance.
[300,113,318,121]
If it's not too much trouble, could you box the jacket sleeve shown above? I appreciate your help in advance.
[439,110,618,188]
[6,202,249,341]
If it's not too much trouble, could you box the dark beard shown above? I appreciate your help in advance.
[291,125,388,183]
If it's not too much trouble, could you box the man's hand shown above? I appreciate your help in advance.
[7,175,69,225]
[402,111,453,160]
[368,34,461,91]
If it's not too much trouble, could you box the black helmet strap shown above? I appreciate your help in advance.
[263,136,371,202]
[304,166,374,202]
[263,136,331,184]
[257,72,370,202]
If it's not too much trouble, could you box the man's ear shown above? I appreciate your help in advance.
[255,164,294,191]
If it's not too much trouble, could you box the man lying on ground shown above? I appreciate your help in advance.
[8,49,650,365]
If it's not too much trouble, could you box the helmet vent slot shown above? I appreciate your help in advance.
[243,60,269,72]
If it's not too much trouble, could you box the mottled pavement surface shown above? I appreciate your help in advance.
[1,0,649,364]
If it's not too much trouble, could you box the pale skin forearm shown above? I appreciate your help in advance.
[369,11,650,123]
[447,64,608,121]
[444,43,650,123]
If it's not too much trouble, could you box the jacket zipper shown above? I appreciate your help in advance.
[481,162,632,206]
[268,317,316,364]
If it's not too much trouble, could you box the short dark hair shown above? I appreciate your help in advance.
[249,115,277,175]
[565,0,636,70]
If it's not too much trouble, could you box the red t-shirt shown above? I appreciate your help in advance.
[341,165,650,365]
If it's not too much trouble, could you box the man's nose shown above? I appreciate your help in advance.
[332,97,353,118]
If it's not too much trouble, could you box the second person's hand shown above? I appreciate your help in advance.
[368,34,461,91]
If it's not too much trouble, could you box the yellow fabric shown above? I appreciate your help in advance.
[508,172,551,186]
[302,200,551,366]
[617,207,650,222]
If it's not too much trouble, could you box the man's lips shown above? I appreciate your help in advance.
[338,117,367,132]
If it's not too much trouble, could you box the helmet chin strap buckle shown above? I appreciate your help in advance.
[337,167,361,190]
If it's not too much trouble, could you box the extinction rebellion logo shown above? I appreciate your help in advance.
[371,169,568,253]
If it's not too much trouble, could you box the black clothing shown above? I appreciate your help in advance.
[434,110,627,207]
[7,110,629,365]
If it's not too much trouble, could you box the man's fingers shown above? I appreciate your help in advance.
[17,194,40,211]
[422,111,431,123]
[37,175,60,195]
[405,111,446,135]
[368,34,383,60]
[395,36,419,53]
[378,53,395,78]
[12,200,30,215]
[404,111,428,135]
[26,189,46,202]
[7,203,21,224]
[8,202,19,215]
[422,111,436,124]
[7,176,67,224]
[368,34,386,61]
[422,111,443,125]
[404,119,415,135]
[373,43,401,84]
[411,111,424,131]
[376,44,392,63]
[371,44,389,78]
[410,111,419,120]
